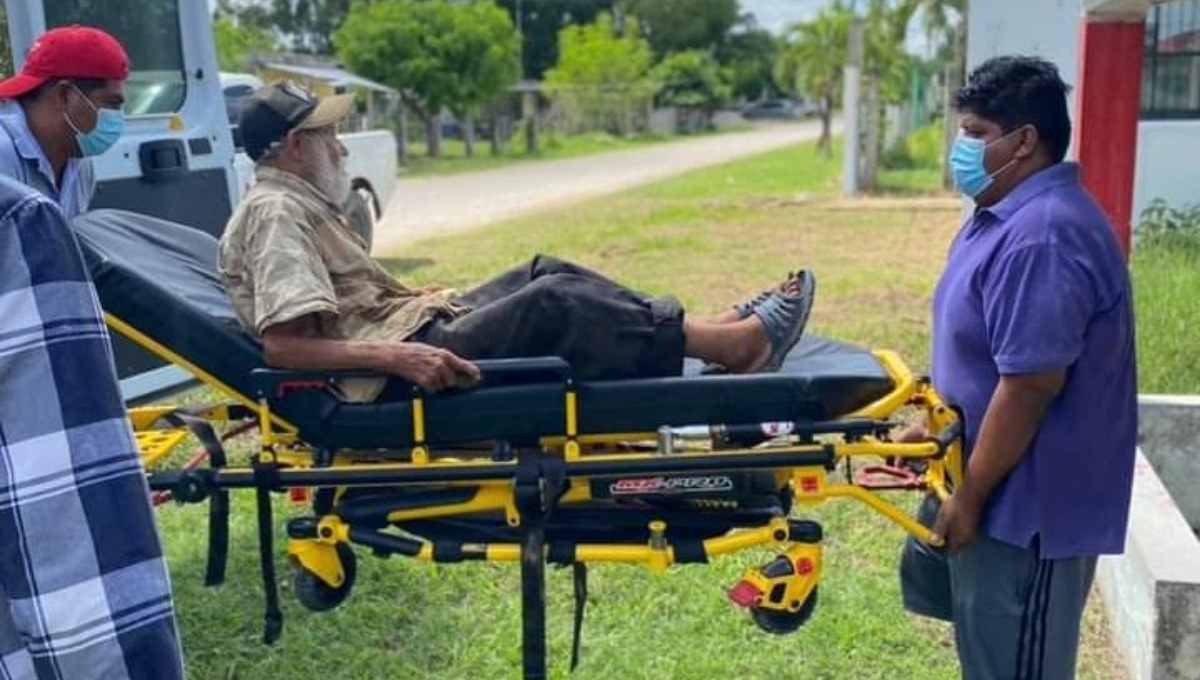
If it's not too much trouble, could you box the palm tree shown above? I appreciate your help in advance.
[775,6,851,157]
[909,0,968,188]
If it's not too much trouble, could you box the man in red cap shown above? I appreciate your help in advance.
[0,24,130,218]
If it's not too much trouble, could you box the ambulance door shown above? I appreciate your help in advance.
[4,0,241,403]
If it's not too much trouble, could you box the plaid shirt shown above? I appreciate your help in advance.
[0,177,185,680]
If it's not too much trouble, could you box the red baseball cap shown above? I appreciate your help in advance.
[0,25,129,99]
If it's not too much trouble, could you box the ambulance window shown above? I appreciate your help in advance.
[45,0,186,115]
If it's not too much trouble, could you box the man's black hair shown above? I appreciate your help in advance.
[954,55,1074,163]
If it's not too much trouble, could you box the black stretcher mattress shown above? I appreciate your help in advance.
[72,209,895,449]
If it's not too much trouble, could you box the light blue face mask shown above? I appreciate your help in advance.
[948,130,1021,199]
[65,86,125,157]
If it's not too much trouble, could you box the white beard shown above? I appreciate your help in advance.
[308,149,352,205]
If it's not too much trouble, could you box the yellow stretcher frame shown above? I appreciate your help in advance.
[121,306,963,678]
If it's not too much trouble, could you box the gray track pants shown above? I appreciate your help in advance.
[950,533,1098,680]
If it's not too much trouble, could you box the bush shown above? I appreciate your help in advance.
[1136,199,1200,255]
[881,119,943,171]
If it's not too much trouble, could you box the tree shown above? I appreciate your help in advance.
[652,50,731,131]
[441,1,522,156]
[717,18,781,102]
[543,12,655,136]
[775,6,850,156]
[492,0,617,80]
[625,0,741,57]
[335,0,520,158]
[269,0,352,54]
[906,0,968,188]
[212,15,278,72]
[0,12,11,77]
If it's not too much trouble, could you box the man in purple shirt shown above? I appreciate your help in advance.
[924,55,1137,679]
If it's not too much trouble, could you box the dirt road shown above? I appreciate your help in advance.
[373,120,827,254]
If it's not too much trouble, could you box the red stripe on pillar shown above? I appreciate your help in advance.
[1074,16,1145,261]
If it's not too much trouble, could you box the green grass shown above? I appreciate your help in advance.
[153,141,1135,679]
[1131,234,1200,393]
[400,126,751,177]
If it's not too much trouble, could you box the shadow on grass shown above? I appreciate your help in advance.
[377,256,437,275]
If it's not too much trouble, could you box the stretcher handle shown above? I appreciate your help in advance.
[473,357,573,385]
[932,418,964,455]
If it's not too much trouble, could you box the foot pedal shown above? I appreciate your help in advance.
[854,461,925,490]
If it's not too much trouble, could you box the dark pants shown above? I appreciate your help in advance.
[411,255,687,380]
[949,534,1097,680]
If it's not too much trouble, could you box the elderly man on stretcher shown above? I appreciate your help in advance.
[217,81,815,399]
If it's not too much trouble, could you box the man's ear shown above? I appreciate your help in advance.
[1015,124,1040,160]
[281,129,305,164]
[51,80,76,111]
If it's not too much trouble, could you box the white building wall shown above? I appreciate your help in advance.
[967,0,1200,221]
[1133,121,1200,218]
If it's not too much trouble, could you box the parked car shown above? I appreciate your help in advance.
[741,98,821,120]
[742,99,799,120]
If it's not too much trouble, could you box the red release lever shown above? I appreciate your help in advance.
[727,580,763,608]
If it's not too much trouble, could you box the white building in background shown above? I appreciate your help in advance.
[968,0,1200,225]
[1136,0,1200,217]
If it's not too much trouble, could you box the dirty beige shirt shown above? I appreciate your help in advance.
[218,166,460,402]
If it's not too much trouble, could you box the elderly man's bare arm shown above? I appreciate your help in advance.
[262,314,480,393]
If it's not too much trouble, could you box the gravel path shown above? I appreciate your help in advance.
[373,120,827,253]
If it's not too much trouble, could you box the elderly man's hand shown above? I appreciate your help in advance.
[385,342,481,392]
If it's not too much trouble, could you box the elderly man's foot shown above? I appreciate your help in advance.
[705,270,816,373]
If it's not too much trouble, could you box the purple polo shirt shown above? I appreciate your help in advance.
[931,161,1137,559]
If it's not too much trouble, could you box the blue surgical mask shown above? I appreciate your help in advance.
[65,87,125,157]
[948,135,994,198]
[948,130,1022,199]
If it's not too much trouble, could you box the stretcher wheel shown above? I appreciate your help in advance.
[292,544,357,612]
[750,587,819,635]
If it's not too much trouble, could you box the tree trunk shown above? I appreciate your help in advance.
[463,114,476,157]
[818,92,834,157]
[941,21,968,190]
[861,72,881,192]
[425,115,441,158]
[490,115,503,157]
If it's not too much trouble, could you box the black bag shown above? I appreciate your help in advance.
[899,493,953,621]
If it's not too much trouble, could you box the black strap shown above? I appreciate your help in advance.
[155,409,230,587]
[515,451,547,679]
[570,562,588,672]
[255,479,284,644]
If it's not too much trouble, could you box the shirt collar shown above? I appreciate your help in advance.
[0,102,83,186]
[980,161,1081,222]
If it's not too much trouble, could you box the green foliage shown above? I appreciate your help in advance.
[1137,199,1200,255]
[717,24,781,100]
[625,0,741,56]
[212,16,277,72]
[335,0,519,122]
[543,12,656,135]
[881,119,944,170]
[493,0,617,80]
[0,12,11,77]
[774,6,849,103]
[652,50,731,111]
[269,0,351,54]
[1131,227,1200,394]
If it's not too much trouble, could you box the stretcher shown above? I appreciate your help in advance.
[72,209,964,680]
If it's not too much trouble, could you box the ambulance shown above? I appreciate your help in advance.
[2,0,397,402]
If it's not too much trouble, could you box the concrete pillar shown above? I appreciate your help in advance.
[1073,13,1146,260]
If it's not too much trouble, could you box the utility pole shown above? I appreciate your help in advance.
[842,2,865,197]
